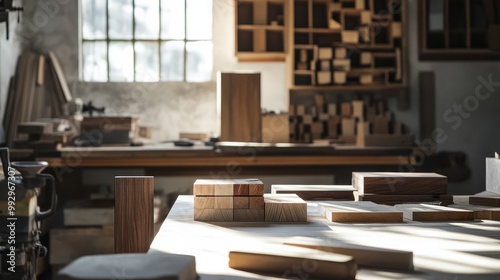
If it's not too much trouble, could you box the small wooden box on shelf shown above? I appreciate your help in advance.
[235,0,288,61]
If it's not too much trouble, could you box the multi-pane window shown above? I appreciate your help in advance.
[81,0,213,82]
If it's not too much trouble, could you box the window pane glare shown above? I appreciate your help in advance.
[161,0,185,39]
[109,42,134,81]
[135,42,159,82]
[186,0,212,40]
[161,41,184,81]
[108,0,133,39]
[186,41,212,82]
[83,41,108,82]
[82,0,106,39]
[135,0,160,39]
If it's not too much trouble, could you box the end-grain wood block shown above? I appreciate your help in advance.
[248,179,265,196]
[352,172,448,195]
[194,179,259,196]
[194,196,215,209]
[264,194,307,222]
[360,74,373,85]
[361,52,372,65]
[194,208,233,222]
[114,176,154,254]
[233,196,249,209]
[233,183,249,196]
[449,204,500,220]
[320,60,331,71]
[215,196,234,209]
[318,47,333,59]
[394,204,474,221]
[193,179,215,196]
[361,11,372,24]
[233,209,265,222]
[333,59,351,71]
[229,245,357,279]
[285,236,414,271]
[271,185,355,200]
[469,196,500,207]
[334,71,347,84]
[335,47,347,58]
[249,196,265,209]
[342,31,359,44]
[317,71,332,85]
[328,103,337,115]
[319,201,403,223]
[391,22,402,38]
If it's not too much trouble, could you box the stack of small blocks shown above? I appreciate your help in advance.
[193,179,308,222]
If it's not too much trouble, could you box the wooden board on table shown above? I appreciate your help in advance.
[449,204,500,220]
[63,199,114,226]
[17,122,53,134]
[284,236,414,271]
[193,179,264,196]
[264,194,307,222]
[355,191,453,206]
[394,204,474,221]
[352,172,448,195]
[271,184,354,200]
[469,196,500,207]
[319,201,403,223]
[229,244,357,280]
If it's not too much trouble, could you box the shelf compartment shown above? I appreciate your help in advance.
[294,0,309,28]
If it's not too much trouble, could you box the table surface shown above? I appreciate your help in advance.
[150,196,500,280]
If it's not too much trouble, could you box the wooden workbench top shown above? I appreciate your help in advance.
[150,196,500,279]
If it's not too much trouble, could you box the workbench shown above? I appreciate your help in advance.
[150,196,500,279]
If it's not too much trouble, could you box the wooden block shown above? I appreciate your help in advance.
[17,122,52,134]
[233,183,249,196]
[341,102,352,117]
[249,196,265,209]
[302,114,313,124]
[318,113,329,121]
[194,196,215,209]
[360,74,373,85]
[391,22,402,38]
[361,11,372,24]
[354,192,453,206]
[328,118,339,138]
[352,101,364,120]
[296,62,308,70]
[328,103,337,115]
[248,179,265,196]
[361,52,372,65]
[357,134,414,147]
[193,180,215,196]
[355,0,365,10]
[329,19,342,30]
[195,179,260,196]
[359,26,371,43]
[342,31,359,43]
[469,196,500,207]
[285,236,414,271]
[229,245,357,279]
[311,122,323,134]
[296,104,306,115]
[215,196,234,209]
[342,118,356,136]
[317,71,332,85]
[320,60,331,71]
[352,172,448,195]
[233,209,265,222]
[253,1,267,25]
[486,158,500,194]
[310,60,317,70]
[233,197,249,209]
[271,185,355,200]
[319,201,403,223]
[253,29,266,52]
[373,115,389,134]
[318,47,333,59]
[335,48,347,58]
[194,208,233,222]
[394,204,474,221]
[114,176,154,254]
[334,71,347,84]
[396,48,402,81]
[299,49,308,62]
[333,59,351,71]
[264,194,307,222]
[449,204,500,220]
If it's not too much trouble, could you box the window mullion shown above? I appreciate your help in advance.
[158,0,162,81]
[106,0,110,82]
[184,0,187,82]
[132,0,136,82]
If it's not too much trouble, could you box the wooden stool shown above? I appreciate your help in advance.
[56,253,197,280]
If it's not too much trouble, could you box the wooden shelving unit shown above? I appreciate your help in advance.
[286,0,407,90]
[235,0,288,62]
[419,0,500,60]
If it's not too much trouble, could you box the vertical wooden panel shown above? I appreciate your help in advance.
[114,176,154,254]
[419,72,435,141]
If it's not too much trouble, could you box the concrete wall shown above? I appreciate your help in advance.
[9,0,500,194]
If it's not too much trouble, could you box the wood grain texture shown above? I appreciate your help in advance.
[264,194,307,222]
[271,184,355,200]
[352,172,448,195]
[194,196,215,209]
[469,196,500,207]
[449,204,500,221]
[394,204,474,221]
[319,201,404,223]
[194,209,233,222]
[249,196,265,209]
[215,196,234,209]
[354,191,453,206]
[285,236,414,271]
[194,179,262,196]
[229,245,357,280]
[233,197,249,209]
[114,176,154,253]
[233,209,265,222]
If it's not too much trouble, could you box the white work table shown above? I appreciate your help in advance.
[150,196,500,279]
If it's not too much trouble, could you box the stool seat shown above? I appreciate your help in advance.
[57,252,197,280]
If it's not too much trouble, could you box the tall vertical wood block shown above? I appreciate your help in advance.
[218,72,261,142]
[342,118,356,136]
[114,176,154,254]
[341,102,352,117]
[391,22,402,38]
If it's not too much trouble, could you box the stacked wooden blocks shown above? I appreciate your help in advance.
[14,121,73,153]
[193,179,307,222]
[352,172,453,206]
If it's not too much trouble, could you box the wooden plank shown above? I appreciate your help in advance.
[63,200,114,226]
[264,194,307,222]
[469,196,500,207]
[233,209,264,222]
[352,172,448,195]
[229,245,357,280]
[48,51,72,102]
[449,204,500,221]
[354,192,453,206]
[114,176,154,253]
[419,72,435,141]
[284,236,414,271]
[394,204,474,221]
[194,208,233,222]
[319,201,404,223]
[271,184,355,200]
[253,1,267,25]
